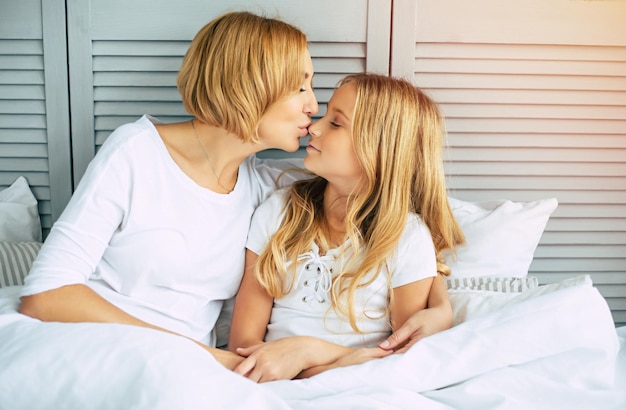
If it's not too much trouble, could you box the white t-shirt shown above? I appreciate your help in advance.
[246,189,437,348]
[21,115,301,346]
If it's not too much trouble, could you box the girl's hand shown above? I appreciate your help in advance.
[234,337,317,383]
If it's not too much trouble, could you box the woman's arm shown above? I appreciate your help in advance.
[20,284,151,325]
[20,284,244,369]
[378,273,453,351]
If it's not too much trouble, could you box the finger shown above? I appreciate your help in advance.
[248,368,264,383]
[233,357,256,376]
[365,347,394,359]
[379,323,418,350]
[393,334,421,354]
[236,343,263,357]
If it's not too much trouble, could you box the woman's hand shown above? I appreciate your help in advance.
[379,273,453,352]
[378,307,448,352]
[234,337,320,382]
[332,346,392,368]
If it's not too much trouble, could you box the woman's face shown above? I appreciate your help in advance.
[304,81,362,189]
[256,50,318,152]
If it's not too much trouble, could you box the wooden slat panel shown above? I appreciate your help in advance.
[444,118,625,134]
[430,89,626,106]
[447,175,626,191]
[449,191,626,205]
[446,133,626,149]
[441,104,626,120]
[416,43,626,62]
[412,0,626,46]
[0,0,43,38]
[89,0,370,41]
[0,129,47,143]
[444,162,626,177]
[415,73,626,91]
[0,85,45,100]
[446,147,625,162]
[417,58,626,77]
[541,231,626,245]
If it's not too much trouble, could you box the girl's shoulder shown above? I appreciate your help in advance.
[256,187,290,215]
[395,213,436,258]
[404,212,432,238]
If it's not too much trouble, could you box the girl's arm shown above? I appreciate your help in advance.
[296,276,435,378]
[228,249,274,352]
[230,250,365,382]
[378,273,453,351]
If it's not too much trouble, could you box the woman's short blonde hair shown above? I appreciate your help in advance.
[177,11,308,142]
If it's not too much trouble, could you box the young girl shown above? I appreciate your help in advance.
[228,73,465,382]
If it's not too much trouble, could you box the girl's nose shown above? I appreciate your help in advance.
[308,121,321,138]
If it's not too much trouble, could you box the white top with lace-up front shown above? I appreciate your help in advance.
[246,189,437,348]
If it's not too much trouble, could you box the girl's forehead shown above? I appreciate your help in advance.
[328,82,357,114]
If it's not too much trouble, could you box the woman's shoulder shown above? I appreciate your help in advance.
[100,115,161,152]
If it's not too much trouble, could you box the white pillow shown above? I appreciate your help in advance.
[0,176,42,242]
[444,197,558,278]
[449,274,591,326]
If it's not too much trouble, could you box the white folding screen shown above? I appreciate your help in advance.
[0,0,71,233]
[2,0,624,324]
[392,0,626,325]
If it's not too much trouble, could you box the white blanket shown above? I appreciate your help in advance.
[0,283,624,410]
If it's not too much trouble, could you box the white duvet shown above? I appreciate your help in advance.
[1,282,625,410]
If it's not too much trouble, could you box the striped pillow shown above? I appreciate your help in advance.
[446,276,539,293]
[0,241,42,287]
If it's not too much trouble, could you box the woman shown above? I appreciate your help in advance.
[229,74,464,381]
[19,11,317,370]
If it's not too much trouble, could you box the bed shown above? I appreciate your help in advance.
[1,177,625,409]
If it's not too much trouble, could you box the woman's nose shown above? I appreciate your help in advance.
[305,90,319,115]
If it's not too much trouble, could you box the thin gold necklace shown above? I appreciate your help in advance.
[190,119,234,194]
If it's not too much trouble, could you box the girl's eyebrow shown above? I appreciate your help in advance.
[332,107,351,122]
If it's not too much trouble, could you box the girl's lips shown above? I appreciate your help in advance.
[306,144,320,152]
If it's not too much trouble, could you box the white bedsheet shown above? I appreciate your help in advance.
[0,283,624,410]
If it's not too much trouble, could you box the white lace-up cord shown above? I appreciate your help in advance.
[296,251,333,303]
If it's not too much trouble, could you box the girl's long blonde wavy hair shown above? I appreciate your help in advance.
[256,74,465,332]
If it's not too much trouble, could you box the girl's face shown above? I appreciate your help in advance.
[304,81,362,189]
[256,50,318,152]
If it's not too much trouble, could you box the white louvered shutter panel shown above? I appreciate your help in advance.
[0,0,71,234]
[392,0,626,326]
